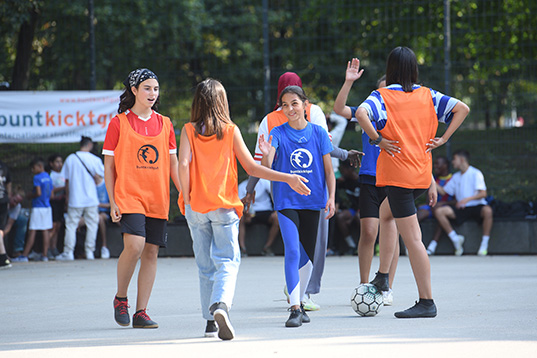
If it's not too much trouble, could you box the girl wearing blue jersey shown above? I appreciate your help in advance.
[259,86,336,327]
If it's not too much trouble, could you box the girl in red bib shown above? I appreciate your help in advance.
[178,78,310,340]
[103,69,180,329]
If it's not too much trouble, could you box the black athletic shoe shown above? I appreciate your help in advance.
[300,304,310,323]
[113,297,130,326]
[285,307,303,327]
[132,309,159,328]
[0,255,12,270]
[210,302,235,340]
[395,301,437,318]
[370,271,390,292]
[205,320,218,338]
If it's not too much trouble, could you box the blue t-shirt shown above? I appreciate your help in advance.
[96,181,110,213]
[270,122,333,211]
[32,171,53,208]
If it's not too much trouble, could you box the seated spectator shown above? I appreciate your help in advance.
[12,158,53,262]
[4,187,27,257]
[332,159,360,255]
[238,178,279,256]
[417,156,456,255]
[433,150,493,256]
[48,154,65,259]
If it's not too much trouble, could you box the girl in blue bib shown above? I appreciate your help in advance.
[259,86,335,327]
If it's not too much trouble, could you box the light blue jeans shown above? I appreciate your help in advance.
[184,205,241,320]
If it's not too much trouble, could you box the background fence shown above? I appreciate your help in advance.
[1,0,536,219]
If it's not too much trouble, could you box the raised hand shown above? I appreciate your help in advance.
[258,134,273,157]
[346,58,365,82]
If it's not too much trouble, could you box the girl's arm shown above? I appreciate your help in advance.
[233,127,310,196]
[333,58,364,119]
[428,174,438,208]
[356,107,401,156]
[426,101,470,152]
[178,127,192,205]
[104,155,121,222]
[323,153,336,219]
[169,153,181,193]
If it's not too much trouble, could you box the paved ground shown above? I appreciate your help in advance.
[1,255,536,357]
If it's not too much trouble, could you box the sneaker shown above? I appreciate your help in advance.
[300,304,310,323]
[28,251,40,261]
[426,242,436,256]
[285,307,303,327]
[132,309,158,329]
[302,294,320,311]
[55,252,74,261]
[261,247,274,257]
[477,248,488,256]
[113,297,130,326]
[47,249,56,260]
[211,302,234,340]
[240,247,248,257]
[0,256,12,269]
[284,285,290,304]
[394,300,437,318]
[454,235,465,256]
[11,255,29,263]
[382,289,394,306]
[85,250,95,260]
[370,271,389,292]
[204,320,218,338]
[101,246,110,259]
[37,254,49,262]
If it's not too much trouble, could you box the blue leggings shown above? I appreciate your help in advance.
[278,209,320,306]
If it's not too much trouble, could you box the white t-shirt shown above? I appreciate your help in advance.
[9,203,22,220]
[50,170,65,189]
[443,166,487,207]
[328,112,348,172]
[61,151,105,208]
[238,178,273,212]
[253,104,330,163]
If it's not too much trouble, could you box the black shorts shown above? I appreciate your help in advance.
[359,184,387,219]
[120,214,168,248]
[0,202,8,230]
[50,198,65,222]
[454,205,485,226]
[248,210,273,225]
[385,186,427,219]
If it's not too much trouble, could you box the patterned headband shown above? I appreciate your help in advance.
[123,68,158,88]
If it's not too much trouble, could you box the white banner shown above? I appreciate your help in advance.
[0,90,121,143]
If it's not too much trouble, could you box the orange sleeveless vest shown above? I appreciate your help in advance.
[266,103,312,135]
[375,87,438,189]
[114,112,171,219]
[178,122,243,218]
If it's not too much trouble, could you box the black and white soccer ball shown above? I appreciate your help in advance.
[350,283,384,316]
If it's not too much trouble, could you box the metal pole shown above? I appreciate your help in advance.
[262,0,271,115]
[443,0,451,159]
[88,0,96,90]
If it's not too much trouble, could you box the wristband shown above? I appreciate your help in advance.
[368,132,383,146]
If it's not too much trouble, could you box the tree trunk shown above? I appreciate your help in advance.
[11,7,39,90]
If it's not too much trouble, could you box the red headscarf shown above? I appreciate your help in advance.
[275,72,302,110]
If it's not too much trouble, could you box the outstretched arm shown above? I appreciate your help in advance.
[333,58,364,119]
[178,127,192,205]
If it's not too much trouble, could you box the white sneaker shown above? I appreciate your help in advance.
[454,235,465,256]
[477,248,488,256]
[101,246,110,259]
[55,252,74,261]
[302,294,320,311]
[28,251,40,261]
[382,289,394,306]
[85,250,95,260]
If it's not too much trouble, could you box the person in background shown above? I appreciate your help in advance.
[47,154,65,259]
[3,188,27,258]
[0,160,12,269]
[95,175,111,259]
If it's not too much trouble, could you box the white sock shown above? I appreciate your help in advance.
[448,230,459,242]
[427,240,438,252]
[480,236,490,249]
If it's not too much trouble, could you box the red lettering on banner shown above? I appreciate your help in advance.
[97,114,107,128]
[46,112,55,126]
[58,111,62,126]
[77,111,86,126]
[88,111,95,125]
[64,114,73,126]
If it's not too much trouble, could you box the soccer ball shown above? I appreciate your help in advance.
[350,283,384,316]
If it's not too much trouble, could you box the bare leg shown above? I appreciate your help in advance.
[238,217,247,251]
[136,243,159,311]
[99,213,108,247]
[481,205,493,236]
[0,231,6,255]
[22,230,36,257]
[116,233,145,298]
[378,199,398,274]
[395,214,432,299]
[358,217,379,283]
[433,206,456,234]
[41,229,50,257]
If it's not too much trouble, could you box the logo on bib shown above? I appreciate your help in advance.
[290,148,313,170]
[137,144,159,164]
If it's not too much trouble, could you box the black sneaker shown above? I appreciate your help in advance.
[204,320,218,338]
[132,309,159,328]
[113,297,130,326]
[285,307,303,327]
[300,304,310,323]
[370,271,389,292]
[395,300,437,318]
[210,302,235,340]
[0,255,12,270]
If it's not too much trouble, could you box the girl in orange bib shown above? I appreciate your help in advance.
[356,47,469,318]
[103,69,180,329]
[178,78,310,340]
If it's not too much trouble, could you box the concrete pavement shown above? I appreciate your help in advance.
[1,255,536,357]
